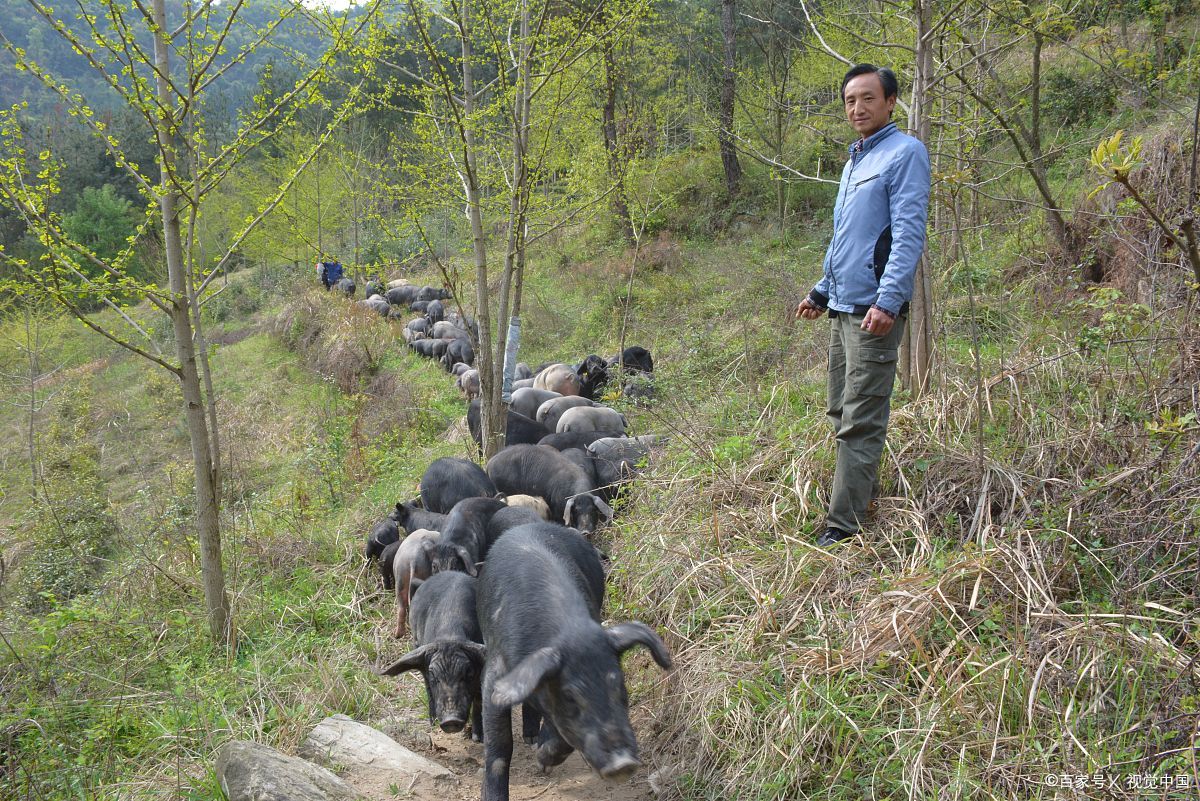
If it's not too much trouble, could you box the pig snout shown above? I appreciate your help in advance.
[581,729,640,782]
[599,751,640,782]
[438,715,465,734]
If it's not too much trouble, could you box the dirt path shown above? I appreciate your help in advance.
[347,710,657,801]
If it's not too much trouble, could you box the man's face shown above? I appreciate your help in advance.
[843,73,896,139]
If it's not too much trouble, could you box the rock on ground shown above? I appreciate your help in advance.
[216,740,361,801]
[300,714,455,797]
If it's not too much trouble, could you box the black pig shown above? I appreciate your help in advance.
[379,539,402,590]
[392,500,448,536]
[484,505,546,548]
[381,571,487,740]
[485,445,612,535]
[419,458,497,514]
[364,507,402,562]
[429,497,507,576]
[477,523,672,800]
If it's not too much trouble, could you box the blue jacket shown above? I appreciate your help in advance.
[810,122,931,317]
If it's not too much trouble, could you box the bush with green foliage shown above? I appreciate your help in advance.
[16,493,119,612]
[15,385,119,612]
[1042,70,1117,126]
[58,183,159,304]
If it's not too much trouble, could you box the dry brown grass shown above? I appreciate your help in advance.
[603,319,1200,800]
[273,291,397,394]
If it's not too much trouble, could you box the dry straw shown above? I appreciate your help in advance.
[606,320,1199,799]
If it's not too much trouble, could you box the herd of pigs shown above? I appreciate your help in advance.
[354,278,670,801]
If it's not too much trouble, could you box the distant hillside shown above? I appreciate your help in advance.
[0,0,347,117]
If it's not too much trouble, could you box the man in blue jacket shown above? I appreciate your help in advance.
[795,64,931,547]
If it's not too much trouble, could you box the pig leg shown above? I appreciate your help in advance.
[535,717,572,771]
[393,577,408,639]
[521,703,541,745]
[481,669,513,801]
[470,682,483,743]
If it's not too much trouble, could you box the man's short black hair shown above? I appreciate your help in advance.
[840,64,899,101]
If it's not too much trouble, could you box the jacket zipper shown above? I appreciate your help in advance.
[830,148,864,307]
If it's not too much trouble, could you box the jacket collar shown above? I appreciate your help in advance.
[848,122,898,156]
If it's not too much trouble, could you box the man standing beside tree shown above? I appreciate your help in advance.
[795,64,931,547]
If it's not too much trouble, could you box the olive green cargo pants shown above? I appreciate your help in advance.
[826,312,904,535]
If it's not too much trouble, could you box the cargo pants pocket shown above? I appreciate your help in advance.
[851,346,898,397]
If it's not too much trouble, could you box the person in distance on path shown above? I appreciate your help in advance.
[794,64,931,547]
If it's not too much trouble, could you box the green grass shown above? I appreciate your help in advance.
[0,281,474,797]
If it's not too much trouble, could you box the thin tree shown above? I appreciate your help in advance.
[719,0,744,197]
[904,0,935,396]
[0,0,383,642]
[394,0,630,458]
[0,298,58,501]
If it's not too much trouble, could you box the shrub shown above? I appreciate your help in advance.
[17,494,120,612]
[1043,70,1116,126]
[14,383,120,612]
[273,292,393,393]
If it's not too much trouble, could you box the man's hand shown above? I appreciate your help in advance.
[861,306,895,336]
[795,297,824,321]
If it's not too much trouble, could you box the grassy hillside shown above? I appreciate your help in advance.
[6,204,1194,798]
[2,40,1199,801]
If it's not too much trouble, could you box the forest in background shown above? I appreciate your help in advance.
[1,0,1199,797]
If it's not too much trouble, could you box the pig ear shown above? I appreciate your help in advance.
[462,642,487,667]
[606,623,673,670]
[455,546,477,576]
[595,496,614,523]
[562,497,575,526]
[492,647,562,707]
[380,644,434,676]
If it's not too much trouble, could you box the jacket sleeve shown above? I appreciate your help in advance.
[874,140,931,316]
[812,161,852,306]
[811,245,832,307]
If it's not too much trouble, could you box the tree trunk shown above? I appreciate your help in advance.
[316,146,323,258]
[1026,29,1069,250]
[152,0,229,643]
[718,0,742,197]
[187,266,222,505]
[24,306,40,501]
[457,0,504,461]
[495,0,533,408]
[901,0,935,398]
[774,81,786,229]
[960,43,1071,253]
[601,41,634,244]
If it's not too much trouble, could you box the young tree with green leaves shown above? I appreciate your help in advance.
[385,0,646,459]
[0,0,384,642]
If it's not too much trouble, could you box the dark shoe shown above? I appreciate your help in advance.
[816,528,856,547]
